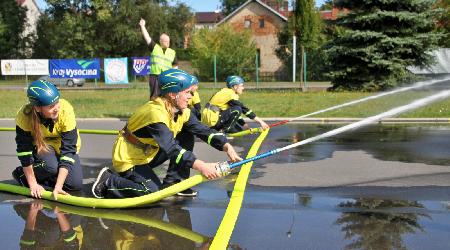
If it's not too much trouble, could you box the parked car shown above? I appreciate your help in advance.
[39,75,85,87]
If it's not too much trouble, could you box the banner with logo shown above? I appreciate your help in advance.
[49,59,100,78]
[1,59,49,75]
[104,57,129,84]
[131,56,151,75]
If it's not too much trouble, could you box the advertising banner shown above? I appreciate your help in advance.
[49,59,100,78]
[1,59,49,75]
[104,57,129,84]
[131,56,151,75]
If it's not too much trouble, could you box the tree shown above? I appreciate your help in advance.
[220,0,247,16]
[0,14,6,36]
[319,0,334,10]
[190,24,256,81]
[434,0,449,47]
[32,0,193,58]
[325,0,444,91]
[276,0,324,80]
[0,0,29,58]
[336,198,427,250]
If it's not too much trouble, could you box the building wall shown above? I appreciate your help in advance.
[226,2,286,73]
[20,0,40,38]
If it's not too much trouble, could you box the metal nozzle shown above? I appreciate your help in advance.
[215,161,230,177]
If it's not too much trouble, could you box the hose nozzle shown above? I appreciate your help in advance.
[215,161,230,177]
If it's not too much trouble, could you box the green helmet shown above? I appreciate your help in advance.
[27,79,60,106]
[159,69,195,95]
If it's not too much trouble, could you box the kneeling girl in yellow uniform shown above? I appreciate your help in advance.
[201,76,269,133]
[161,75,203,196]
[13,79,83,200]
[92,69,242,198]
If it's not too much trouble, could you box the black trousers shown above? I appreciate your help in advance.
[162,128,195,184]
[149,74,160,99]
[14,147,83,191]
[212,106,245,133]
[105,149,166,198]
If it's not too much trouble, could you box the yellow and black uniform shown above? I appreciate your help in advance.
[201,88,256,133]
[104,97,227,198]
[14,203,83,250]
[162,90,202,188]
[148,41,178,98]
[14,99,83,190]
[187,90,201,120]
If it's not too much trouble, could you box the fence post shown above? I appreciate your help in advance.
[255,51,259,88]
[213,55,217,88]
[303,52,307,90]
[292,35,296,84]
[24,60,28,86]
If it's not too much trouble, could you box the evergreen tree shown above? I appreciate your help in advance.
[0,0,29,58]
[434,0,449,47]
[325,0,444,91]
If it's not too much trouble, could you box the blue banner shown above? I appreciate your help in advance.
[131,57,151,75]
[104,58,129,84]
[49,59,100,78]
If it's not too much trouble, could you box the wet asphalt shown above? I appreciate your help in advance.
[0,119,449,249]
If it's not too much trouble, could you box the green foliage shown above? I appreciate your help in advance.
[190,24,256,81]
[326,0,444,91]
[220,0,247,15]
[32,0,193,58]
[0,0,29,58]
[0,13,6,36]
[319,0,334,10]
[434,0,449,47]
[175,47,193,60]
[276,0,325,80]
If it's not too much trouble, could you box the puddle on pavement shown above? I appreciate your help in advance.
[0,190,449,249]
[1,124,450,249]
[233,124,450,166]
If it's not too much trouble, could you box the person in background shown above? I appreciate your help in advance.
[139,18,178,99]
[12,79,83,200]
[92,69,242,199]
[201,76,269,133]
[187,75,202,120]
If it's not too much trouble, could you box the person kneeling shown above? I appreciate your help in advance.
[91,69,242,199]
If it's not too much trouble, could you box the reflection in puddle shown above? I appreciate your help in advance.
[9,200,217,249]
[336,198,428,250]
[1,193,449,249]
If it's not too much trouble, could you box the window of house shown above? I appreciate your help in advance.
[244,19,251,28]
[259,18,265,28]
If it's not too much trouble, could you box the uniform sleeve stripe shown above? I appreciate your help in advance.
[245,110,253,116]
[176,149,186,164]
[17,151,32,156]
[208,133,224,145]
[60,156,75,163]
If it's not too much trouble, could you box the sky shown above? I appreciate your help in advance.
[35,0,327,12]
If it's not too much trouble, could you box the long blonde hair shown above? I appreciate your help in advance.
[24,104,49,154]
[160,95,177,121]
